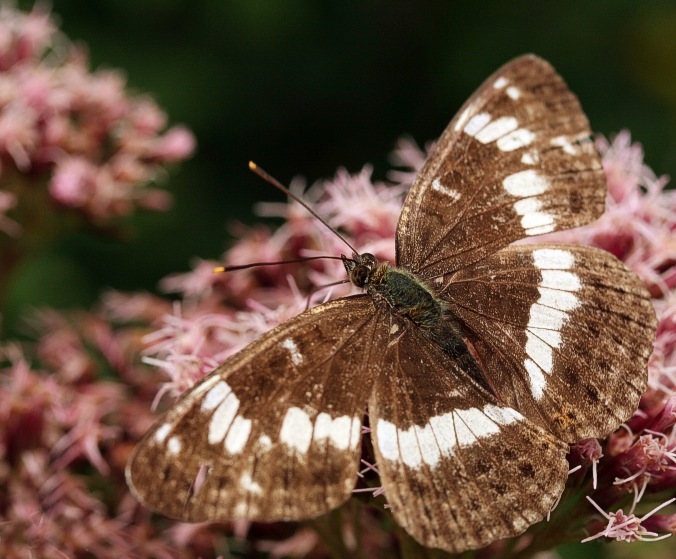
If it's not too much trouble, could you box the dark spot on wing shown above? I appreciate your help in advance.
[519,463,535,478]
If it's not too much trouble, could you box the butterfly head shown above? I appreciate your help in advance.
[342,252,378,288]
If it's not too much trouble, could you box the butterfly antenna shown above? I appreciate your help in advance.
[249,161,359,255]
[214,255,343,274]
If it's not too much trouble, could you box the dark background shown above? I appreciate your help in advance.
[8,0,676,327]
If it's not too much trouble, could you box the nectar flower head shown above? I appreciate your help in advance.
[582,496,675,543]
[0,4,194,229]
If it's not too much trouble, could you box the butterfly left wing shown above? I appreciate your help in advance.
[396,54,605,279]
[438,245,657,442]
[127,295,389,521]
[370,312,569,553]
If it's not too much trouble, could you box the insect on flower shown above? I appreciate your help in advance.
[126,55,657,552]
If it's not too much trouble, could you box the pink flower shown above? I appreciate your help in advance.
[569,438,604,488]
[0,4,55,71]
[0,4,194,228]
[49,156,97,207]
[149,126,196,161]
[612,433,676,488]
[582,496,675,542]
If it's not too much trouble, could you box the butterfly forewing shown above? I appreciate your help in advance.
[438,245,656,442]
[396,55,606,279]
[127,295,389,521]
[370,315,569,552]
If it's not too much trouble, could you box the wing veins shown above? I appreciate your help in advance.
[419,172,492,266]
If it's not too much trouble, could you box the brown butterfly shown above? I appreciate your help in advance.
[126,55,656,552]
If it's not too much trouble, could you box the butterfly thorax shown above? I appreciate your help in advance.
[343,251,451,331]
[368,264,446,330]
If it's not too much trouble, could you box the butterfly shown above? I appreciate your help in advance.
[126,55,657,552]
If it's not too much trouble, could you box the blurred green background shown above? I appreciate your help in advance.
[5,2,675,556]
[7,0,676,327]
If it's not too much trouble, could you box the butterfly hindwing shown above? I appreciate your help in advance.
[126,295,389,521]
[438,245,656,442]
[396,55,606,279]
[370,314,569,552]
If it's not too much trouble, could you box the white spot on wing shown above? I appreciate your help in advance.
[202,381,232,411]
[526,332,553,374]
[313,412,361,450]
[493,76,508,89]
[240,472,263,494]
[208,391,240,444]
[551,135,577,155]
[282,338,303,365]
[521,207,556,233]
[167,436,182,455]
[376,419,399,461]
[454,407,501,442]
[155,423,171,443]
[537,285,580,310]
[224,415,252,454]
[534,248,575,270]
[521,150,540,165]
[503,170,550,197]
[390,323,399,335]
[377,405,522,469]
[464,112,491,136]
[525,249,581,400]
[350,417,361,449]
[313,412,332,440]
[432,178,461,201]
[528,326,562,348]
[454,105,474,132]
[525,358,546,400]
[397,426,423,468]
[280,406,313,454]
[528,304,570,331]
[428,414,456,458]
[513,197,555,236]
[474,116,519,144]
[506,86,521,99]
[483,404,524,425]
[414,423,440,467]
[328,415,353,450]
[497,128,536,152]
[258,434,272,448]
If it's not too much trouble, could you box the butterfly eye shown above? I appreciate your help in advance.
[351,265,370,287]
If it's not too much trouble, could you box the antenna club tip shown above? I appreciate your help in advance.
[212,266,226,274]
[248,161,257,171]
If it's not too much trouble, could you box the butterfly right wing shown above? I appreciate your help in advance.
[396,54,605,279]
[370,313,569,553]
[127,295,389,522]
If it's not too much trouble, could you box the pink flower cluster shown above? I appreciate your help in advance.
[0,4,194,225]
[0,299,239,558]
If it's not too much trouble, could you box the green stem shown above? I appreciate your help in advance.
[0,171,64,326]
[308,508,352,559]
